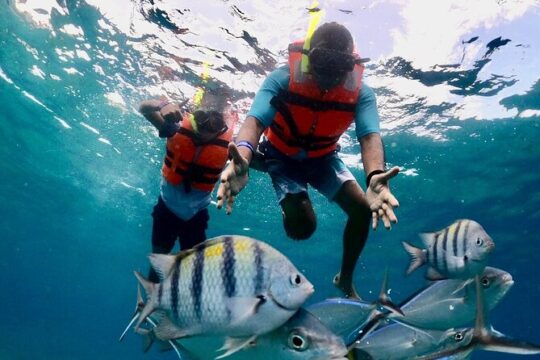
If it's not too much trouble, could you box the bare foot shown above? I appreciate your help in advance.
[333,272,361,300]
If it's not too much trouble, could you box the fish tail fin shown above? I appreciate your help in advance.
[134,270,158,332]
[402,241,426,275]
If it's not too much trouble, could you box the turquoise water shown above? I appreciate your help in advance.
[1,1,539,359]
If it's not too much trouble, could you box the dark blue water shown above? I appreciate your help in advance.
[1,1,539,359]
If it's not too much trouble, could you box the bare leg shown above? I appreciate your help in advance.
[280,192,317,240]
[333,180,371,299]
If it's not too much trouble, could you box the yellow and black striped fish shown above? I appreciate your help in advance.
[133,235,314,358]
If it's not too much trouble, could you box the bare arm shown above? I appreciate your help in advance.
[360,132,400,230]
[138,99,182,134]
[235,115,266,163]
[359,132,386,178]
[216,115,265,214]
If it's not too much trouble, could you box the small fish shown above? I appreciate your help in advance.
[344,267,513,347]
[414,275,540,359]
[462,36,479,44]
[308,298,377,347]
[121,290,347,360]
[307,271,402,346]
[350,323,473,360]
[133,235,314,358]
[229,308,348,360]
[403,219,495,280]
[387,266,513,330]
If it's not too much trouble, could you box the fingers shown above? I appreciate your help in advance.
[216,169,232,210]
[383,166,400,180]
[226,195,235,215]
[372,212,378,230]
[381,203,398,224]
[371,197,399,230]
[216,184,226,209]
[375,166,400,185]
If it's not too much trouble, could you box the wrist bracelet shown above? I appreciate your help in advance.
[236,140,255,156]
[366,169,385,187]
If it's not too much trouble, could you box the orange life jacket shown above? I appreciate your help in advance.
[162,114,232,192]
[266,40,364,158]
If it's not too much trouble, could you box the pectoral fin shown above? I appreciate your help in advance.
[426,267,447,281]
[153,315,192,341]
[227,295,266,326]
[216,336,257,359]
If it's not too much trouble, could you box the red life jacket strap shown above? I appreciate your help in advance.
[276,89,357,113]
[269,90,346,151]
[176,127,230,148]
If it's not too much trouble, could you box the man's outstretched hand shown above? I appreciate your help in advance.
[216,143,250,214]
[366,167,400,230]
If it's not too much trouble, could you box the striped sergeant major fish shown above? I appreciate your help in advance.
[132,235,314,359]
[402,219,495,280]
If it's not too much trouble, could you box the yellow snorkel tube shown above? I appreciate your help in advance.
[301,1,325,73]
[190,62,211,132]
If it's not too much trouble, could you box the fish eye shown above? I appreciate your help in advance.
[481,276,490,287]
[454,332,464,342]
[476,237,483,246]
[290,274,302,286]
[288,331,308,351]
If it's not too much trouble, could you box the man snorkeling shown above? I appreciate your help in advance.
[217,22,400,298]
[139,90,233,283]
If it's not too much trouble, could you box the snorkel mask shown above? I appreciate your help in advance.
[190,110,227,139]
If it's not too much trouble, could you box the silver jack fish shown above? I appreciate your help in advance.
[177,308,349,360]
[334,267,513,347]
[350,323,473,360]
[403,219,495,280]
[307,270,403,346]
[386,266,513,330]
[414,275,540,359]
[133,235,314,358]
[121,289,347,360]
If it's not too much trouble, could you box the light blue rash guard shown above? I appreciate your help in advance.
[160,178,211,220]
[248,65,381,141]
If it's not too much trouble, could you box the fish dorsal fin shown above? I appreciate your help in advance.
[198,235,245,248]
[148,254,178,281]
[419,232,436,248]
[378,268,404,316]
[426,267,447,281]
[153,315,192,341]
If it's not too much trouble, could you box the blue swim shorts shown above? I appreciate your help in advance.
[264,143,357,203]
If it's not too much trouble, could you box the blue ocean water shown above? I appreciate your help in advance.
[1,1,539,359]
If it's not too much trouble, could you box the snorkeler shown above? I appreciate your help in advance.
[217,22,400,299]
[139,91,234,283]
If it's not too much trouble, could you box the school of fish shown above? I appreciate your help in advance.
[121,220,540,359]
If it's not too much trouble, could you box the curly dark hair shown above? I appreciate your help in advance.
[311,22,354,53]
[192,109,225,133]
